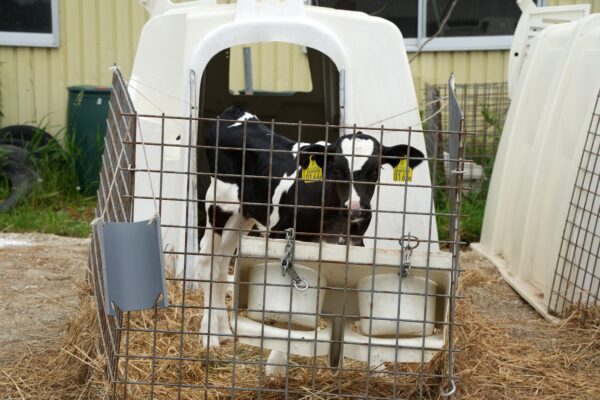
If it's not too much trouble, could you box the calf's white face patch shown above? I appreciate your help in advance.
[345,186,362,209]
[340,137,374,172]
[341,137,375,210]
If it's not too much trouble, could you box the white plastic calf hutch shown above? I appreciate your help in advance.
[96,0,463,397]
[130,0,438,253]
[473,13,600,320]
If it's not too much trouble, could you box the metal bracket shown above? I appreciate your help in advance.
[399,234,420,277]
[440,379,457,397]
[97,216,169,316]
[280,228,309,291]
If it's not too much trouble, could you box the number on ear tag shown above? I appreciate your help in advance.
[393,159,413,182]
[301,156,323,183]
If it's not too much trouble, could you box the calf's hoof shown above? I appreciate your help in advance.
[265,351,288,376]
[200,333,222,349]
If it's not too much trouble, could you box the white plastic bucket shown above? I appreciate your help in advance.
[357,274,437,337]
[246,263,327,329]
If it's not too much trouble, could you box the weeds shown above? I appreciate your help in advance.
[435,190,486,245]
[431,152,489,245]
[0,122,96,237]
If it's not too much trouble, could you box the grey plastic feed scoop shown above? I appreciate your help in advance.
[97,217,169,316]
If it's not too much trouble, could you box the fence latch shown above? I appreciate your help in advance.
[280,228,309,291]
[399,234,420,277]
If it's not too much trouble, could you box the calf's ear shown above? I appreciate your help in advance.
[298,144,335,170]
[382,145,425,169]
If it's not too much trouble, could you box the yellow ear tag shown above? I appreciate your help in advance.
[301,155,323,183]
[393,159,413,182]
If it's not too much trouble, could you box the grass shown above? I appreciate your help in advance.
[458,193,486,243]
[433,164,489,245]
[0,194,95,237]
[0,124,96,238]
[427,102,506,245]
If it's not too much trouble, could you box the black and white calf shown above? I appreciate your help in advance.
[193,105,424,367]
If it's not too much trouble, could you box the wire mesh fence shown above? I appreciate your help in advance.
[89,69,467,399]
[88,68,136,391]
[424,82,509,196]
[423,82,509,244]
[549,90,600,318]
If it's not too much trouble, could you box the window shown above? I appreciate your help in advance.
[0,0,60,48]
[317,0,545,51]
[229,43,313,95]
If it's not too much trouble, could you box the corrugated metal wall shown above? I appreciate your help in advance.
[410,51,509,98]
[552,0,600,7]
[0,0,147,132]
[0,0,597,134]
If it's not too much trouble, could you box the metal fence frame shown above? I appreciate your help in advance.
[89,69,467,399]
[89,68,136,391]
[424,82,509,196]
[549,90,600,317]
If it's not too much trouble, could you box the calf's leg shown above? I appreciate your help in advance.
[197,219,226,349]
[266,350,288,376]
[212,216,254,344]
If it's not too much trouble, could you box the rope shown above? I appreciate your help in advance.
[127,77,192,108]
[364,96,448,129]
[419,101,448,127]
[136,113,160,222]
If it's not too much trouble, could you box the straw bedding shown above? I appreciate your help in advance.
[1,258,599,399]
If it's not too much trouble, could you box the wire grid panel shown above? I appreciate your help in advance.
[549,90,600,317]
[99,102,466,399]
[88,68,136,386]
[424,82,509,195]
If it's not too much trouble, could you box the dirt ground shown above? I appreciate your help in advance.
[0,233,89,367]
[0,233,598,399]
[458,250,548,339]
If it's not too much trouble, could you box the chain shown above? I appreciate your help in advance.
[280,228,309,291]
[440,379,457,397]
[399,234,420,277]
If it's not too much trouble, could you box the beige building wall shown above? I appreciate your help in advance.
[0,0,147,132]
[0,0,598,133]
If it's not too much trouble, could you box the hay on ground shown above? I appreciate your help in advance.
[1,270,599,399]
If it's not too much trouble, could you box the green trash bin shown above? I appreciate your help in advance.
[67,85,112,195]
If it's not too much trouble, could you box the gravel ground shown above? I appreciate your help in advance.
[0,233,89,367]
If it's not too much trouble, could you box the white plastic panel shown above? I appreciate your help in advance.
[507,1,589,99]
[476,14,600,320]
[518,15,600,307]
[481,21,578,258]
